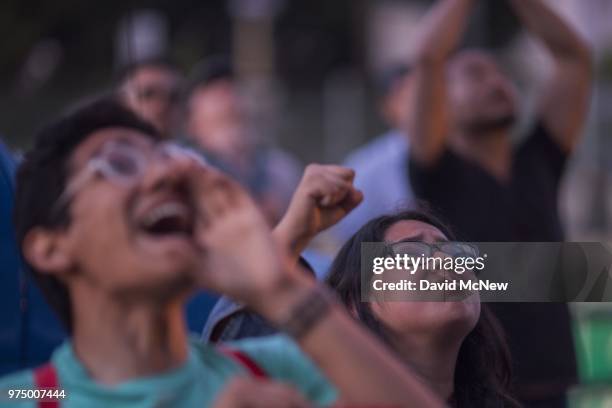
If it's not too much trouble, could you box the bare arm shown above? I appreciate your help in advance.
[268,281,442,407]
[270,167,443,404]
[509,0,593,152]
[407,0,475,166]
[193,167,442,407]
[273,164,362,263]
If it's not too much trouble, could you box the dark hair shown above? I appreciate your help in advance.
[13,97,161,333]
[326,209,518,407]
[185,55,235,100]
[115,56,180,87]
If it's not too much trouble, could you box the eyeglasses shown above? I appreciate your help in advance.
[52,141,206,217]
[388,241,479,259]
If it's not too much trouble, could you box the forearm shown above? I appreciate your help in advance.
[299,306,442,406]
[508,0,590,63]
[272,220,310,265]
[406,63,449,166]
[255,278,443,406]
[509,0,592,151]
[405,0,474,165]
[414,0,474,64]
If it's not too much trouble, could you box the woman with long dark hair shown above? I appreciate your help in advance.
[326,209,519,407]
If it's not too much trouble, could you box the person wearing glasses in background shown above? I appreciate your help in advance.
[326,209,519,407]
[118,57,183,139]
[0,97,444,407]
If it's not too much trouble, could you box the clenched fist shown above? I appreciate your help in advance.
[274,164,363,257]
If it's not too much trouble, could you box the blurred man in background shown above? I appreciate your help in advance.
[406,0,592,405]
[185,57,302,224]
[333,64,415,242]
[118,57,183,138]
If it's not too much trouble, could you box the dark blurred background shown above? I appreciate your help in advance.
[1,0,612,238]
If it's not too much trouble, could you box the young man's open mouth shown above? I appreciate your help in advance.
[132,185,198,255]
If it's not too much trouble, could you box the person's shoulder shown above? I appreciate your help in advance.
[226,333,297,356]
[0,369,36,407]
[226,334,316,377]
[261,147,303,182]
[189,337,231,362]
[344,130,407,170]
[0,139,17,180]
[254,146,302,189]
[517,119,568,171]
[520,119,565,151]
[189,336,312,382]
[188,338,247,381]
[408,143,465,179]
[226,335,338,404]
[0,138,14,159]
[0,368,34,388]
[201,296,245,342]
[263,147,302,167]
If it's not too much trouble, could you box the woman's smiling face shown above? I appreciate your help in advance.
[370,220,481,343]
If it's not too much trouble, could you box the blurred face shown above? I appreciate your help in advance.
[370,220,480,342]
[187,80,249,157]
[55,128,201,300]
[382,74,414,128]
[448,50,518,133]
[122,66,182,137]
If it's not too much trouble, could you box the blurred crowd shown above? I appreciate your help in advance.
[0,0,607,407]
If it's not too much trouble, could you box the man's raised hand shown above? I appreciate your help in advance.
[187,165,306,313]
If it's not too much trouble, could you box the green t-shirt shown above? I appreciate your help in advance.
[0,335,337,407]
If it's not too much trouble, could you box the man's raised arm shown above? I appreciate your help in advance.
[509,0,593,152]
[407,0,474,166]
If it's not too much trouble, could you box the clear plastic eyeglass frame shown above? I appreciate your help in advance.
[51,141,207,217]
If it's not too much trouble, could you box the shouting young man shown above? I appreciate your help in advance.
[0,98,441,407]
